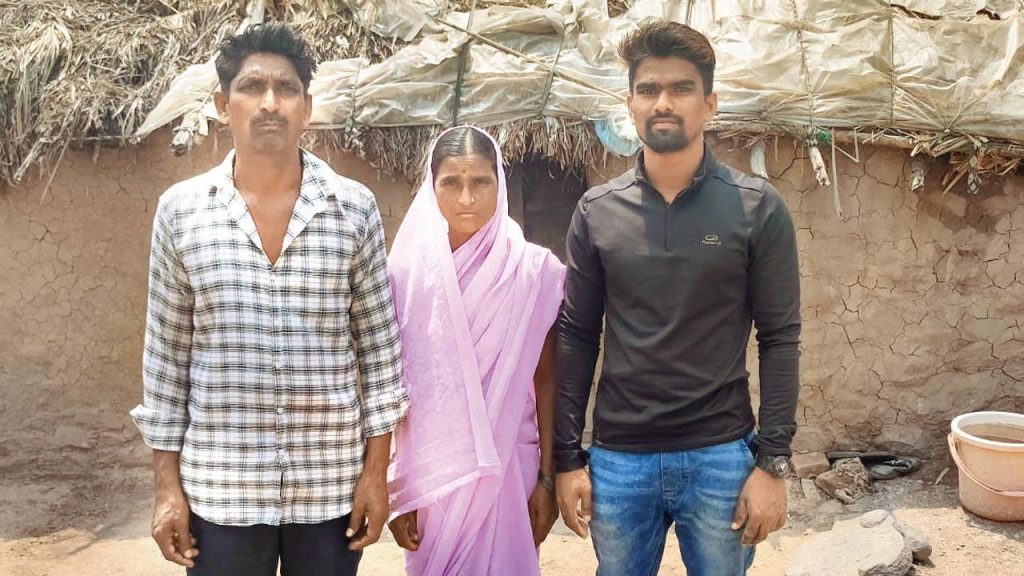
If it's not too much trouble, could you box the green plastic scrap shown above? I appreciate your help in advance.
[807,128,832,146]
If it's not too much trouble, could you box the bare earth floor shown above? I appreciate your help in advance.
[2,462,1021,576]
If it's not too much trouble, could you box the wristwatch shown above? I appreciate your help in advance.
[754,453,792,478]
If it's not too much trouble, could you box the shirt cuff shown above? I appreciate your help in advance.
[555,448,589,473]
[130,404,189,452]
[361,388,410,438]
[752,430,794,457]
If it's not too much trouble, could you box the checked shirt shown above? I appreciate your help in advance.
[131,150,409,526]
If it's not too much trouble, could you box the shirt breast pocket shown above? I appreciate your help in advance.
[285,240,353,331]
[180,231,266,316]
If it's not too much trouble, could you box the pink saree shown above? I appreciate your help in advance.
[387,126,565,575]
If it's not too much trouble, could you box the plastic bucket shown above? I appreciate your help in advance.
[948,411,1024,522]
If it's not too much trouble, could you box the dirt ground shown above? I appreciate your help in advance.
[1,460,1022,576]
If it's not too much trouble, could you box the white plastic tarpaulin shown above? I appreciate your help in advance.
[135,0,1024,158]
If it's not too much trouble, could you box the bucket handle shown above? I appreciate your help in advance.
[947,433,1024,498]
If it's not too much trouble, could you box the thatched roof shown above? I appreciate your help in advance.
[4,0,1024,189]
[3,1,227,186]
[1,0,636,185]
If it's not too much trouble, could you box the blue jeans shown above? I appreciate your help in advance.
[589,435,756,576]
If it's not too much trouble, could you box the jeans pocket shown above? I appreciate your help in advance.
[737,437,755,468]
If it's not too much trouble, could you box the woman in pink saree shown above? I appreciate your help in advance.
[386,125,564,575]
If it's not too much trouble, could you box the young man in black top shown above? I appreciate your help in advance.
[555,21,801,576]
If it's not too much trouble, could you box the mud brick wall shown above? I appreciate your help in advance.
[2,130,1021,476]
[0,130,412,473]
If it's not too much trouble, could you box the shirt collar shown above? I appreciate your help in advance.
[211,149,335,209]
[634,140,715,195]
[209,149,336,262]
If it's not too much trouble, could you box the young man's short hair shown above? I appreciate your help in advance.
[618,21,716,95]
[215,22,317,93]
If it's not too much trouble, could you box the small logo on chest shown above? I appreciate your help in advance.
[702,234,722,246]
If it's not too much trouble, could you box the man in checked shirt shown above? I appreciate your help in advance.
[130,23,409,575]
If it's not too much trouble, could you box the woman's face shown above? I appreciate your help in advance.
[433,154,499,244]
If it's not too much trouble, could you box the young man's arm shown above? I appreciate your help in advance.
[733,183,801,546]
[555,199,606,538]
[347,191,409,550]
[130,195,198,567]
[749,184,801,457]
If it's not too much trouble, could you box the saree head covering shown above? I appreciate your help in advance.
[387,125,565,575]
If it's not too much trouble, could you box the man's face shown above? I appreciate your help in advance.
[214,53,311,155]
[627,56,717,154]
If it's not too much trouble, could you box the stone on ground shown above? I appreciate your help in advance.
[860,509,890,528]
[894,518,933,562]
[815,458,872,503]
[791,452,831,478]
[786,509,913,576]
[800,478,825,504]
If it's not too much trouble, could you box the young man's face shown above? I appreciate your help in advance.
[215,53,311,155]
[627,56,717,154]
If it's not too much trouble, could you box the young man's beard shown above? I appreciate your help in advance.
[641,116,690,153]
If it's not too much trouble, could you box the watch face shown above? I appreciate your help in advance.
[776,458,791,476]
[760,455,790,477]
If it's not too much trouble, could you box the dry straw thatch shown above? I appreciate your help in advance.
[2,1,234,187]
[5,0,1024,188]
[1,0,606,186]
[309,116,602,180]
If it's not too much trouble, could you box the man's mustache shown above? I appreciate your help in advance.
[252,115,287,126]
[647,114,684,129]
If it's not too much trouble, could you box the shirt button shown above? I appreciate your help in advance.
[276,407,284,414]
[274,361,283,370]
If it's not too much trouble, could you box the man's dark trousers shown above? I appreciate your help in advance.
[186,513,361,576]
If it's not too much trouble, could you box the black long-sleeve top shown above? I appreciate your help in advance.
[555,146,801,472]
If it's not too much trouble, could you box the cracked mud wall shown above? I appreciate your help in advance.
[0,129,412,473]
[588,136,1024,456]
[2,131,1021,476]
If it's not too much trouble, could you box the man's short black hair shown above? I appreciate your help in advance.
[618,20,716,96]
[215,22,317,93]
